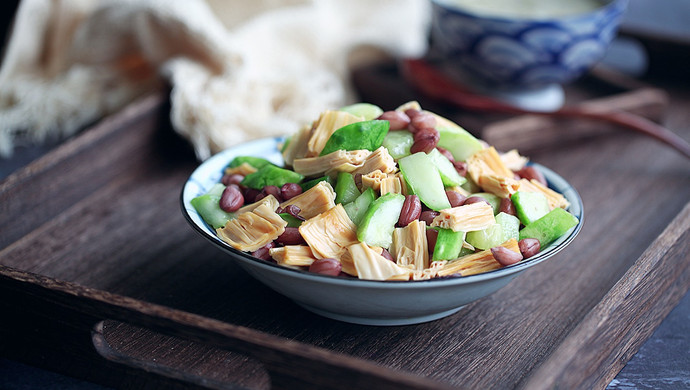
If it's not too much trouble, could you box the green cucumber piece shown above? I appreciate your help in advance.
[241,164,304,190]
[280,136,291,153]
[398,152,452,211]
[458,246,475,257]
[206,183,226,197]
[466,223,505,250]
[279,213,303,227]
[300,175,334,191]
[471,193,501,215]
[319,120,390,156]
[495,212,520,241]
[357,192,405,248]
[461,177,481,194]
[382,130,414,160]
[519,208,579,247]
[191,193,234,229]
[433,228,466,261]
[427,148,467,187]
[437,127,484,162]
[339,103,383,120]
[227,156,274,169]
[344,187,377,226]
[512,191,550,225]
[334,172,361,205]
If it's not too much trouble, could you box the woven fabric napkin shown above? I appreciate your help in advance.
[0,0,429,159]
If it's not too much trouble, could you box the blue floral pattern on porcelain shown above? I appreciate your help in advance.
[430,0,628,89]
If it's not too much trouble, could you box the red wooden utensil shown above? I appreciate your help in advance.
[401,58,690,159]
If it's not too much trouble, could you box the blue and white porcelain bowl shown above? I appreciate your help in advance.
[430,0,628,90]
[181,137,584,326]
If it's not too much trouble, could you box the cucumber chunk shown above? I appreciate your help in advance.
[427,148,467,187]
[334,172,361,205]
[301,175,334,191]
[206,183,226,197]
[433,228,466,261]
[241,164,305,190]
[227,156,275,170]
[382,130,414,160]
[279,213,303,227]
[512,191,550,225]
[471,193,501,215]
[495,212,520,241]
[319,120,390,156]
[357,192,405,248]
[398,152,452,211]
[437,127,484,162]
[191,187,235,229]
[466,223,505,250]
[519,208,579,247]
[344,187,377,226]
[339,103,383,120]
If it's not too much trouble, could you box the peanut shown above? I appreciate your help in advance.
[499,197,516,216]
[221,173,244,186]
[491,246,523,266]
[464,196,490,206]
[276,227,305,245]
[309,258,342,276]
[518,238,540,259]
[377,111,410,130]
[436,147,455,162]
[446,190,467,207]
[419,210,440,225]
[515,166,547,186]
[397,195,422,227]
[453,160,468,177]
[410,112,437,130]
[280,183,302,200]
[410,128,439,154]
[219,184,244,212]
[426,228,438,255]
[251,242,275,261]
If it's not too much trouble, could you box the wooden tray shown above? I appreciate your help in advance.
[1,75,689,389]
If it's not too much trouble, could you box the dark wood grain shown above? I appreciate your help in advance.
[0,265,449,390]
[522,202,690,389]
[1,62,689,389]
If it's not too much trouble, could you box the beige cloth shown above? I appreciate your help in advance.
[0,0,429,159]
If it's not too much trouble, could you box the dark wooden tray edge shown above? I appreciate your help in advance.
[521,201,690,389]
[0,264,454,390]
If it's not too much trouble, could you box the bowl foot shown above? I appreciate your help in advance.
[477,83,565,112]
[295,303,466,326]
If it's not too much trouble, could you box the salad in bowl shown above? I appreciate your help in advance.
[181,101,582,324]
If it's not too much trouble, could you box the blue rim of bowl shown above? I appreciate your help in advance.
[180,137,584,287]
[431,0,627,24]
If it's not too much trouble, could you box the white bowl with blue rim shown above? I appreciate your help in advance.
[181,137,583,326]
[429,0,628,110]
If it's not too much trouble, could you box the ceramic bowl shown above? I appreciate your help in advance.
[181,137,583,326]
[429,0,628,90]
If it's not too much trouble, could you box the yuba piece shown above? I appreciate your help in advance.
[216,203,287,252]
[431,202,496,232]
[299,204,358,259]
[390,219,429,271]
